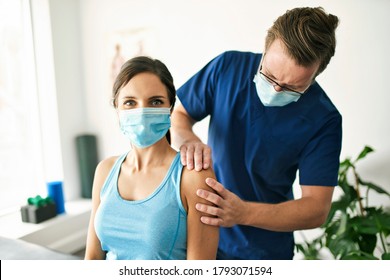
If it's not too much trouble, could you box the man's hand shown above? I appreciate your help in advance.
[195,177,247,227]
[180,142,212,171]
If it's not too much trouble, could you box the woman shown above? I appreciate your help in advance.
[84,56,219,260]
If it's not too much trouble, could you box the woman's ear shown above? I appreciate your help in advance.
[111,98,116,107]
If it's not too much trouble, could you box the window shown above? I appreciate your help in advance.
[0,0,62,214]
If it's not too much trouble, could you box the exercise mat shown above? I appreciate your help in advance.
[75,134,98,198]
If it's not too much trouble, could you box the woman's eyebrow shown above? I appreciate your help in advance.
[148,95,168,99]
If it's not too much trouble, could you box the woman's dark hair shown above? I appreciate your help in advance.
[112,56,176,144]
[112,56,176,108]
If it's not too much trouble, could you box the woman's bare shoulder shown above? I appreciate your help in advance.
[181,167,216,195]
[93,155,121,184]
[97,156,119,172]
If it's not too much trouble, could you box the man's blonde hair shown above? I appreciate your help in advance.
[265,7,339,76]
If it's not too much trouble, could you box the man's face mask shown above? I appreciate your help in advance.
[253,53,312,107]
[253,72,301,107]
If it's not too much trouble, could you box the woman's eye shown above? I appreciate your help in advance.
[151,99,163,106]
[124,100,135,106]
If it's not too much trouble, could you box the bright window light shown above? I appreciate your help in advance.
[0,0,62,215]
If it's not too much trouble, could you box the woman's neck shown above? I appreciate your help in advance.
[126,140,177,171]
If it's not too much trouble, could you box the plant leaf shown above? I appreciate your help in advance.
[324,199,350,226]
[295,243,321,260]
[382,253,390,260]
[369,208,390,234]
[336,181,358,202]
[349,216,380,235]
[354,146,374,163]
[359,179,390,196]
[338,158,354,174]
[342,251,378,260]
[357,233,377,254]
[327,236,358,259]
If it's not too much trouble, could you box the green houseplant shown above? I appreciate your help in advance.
[296,146,390,260]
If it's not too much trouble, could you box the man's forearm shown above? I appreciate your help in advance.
[241,197,330,232]
[171,107,202,149]
[171,125,202,148]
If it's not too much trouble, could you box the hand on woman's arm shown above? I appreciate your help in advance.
[181,168,219,259]
[196,179,335,232]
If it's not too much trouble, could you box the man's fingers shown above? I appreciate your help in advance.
[196,189,223,206]
[195,202,221,216]
[203,146,212,169]
[180,146,187,166]
[185,145,195,170]
[205,178,227,198]
[194,145,204,171]
[200,216,222,226]
[179,143,211,171]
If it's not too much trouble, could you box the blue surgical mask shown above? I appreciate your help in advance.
[118,107,171,148]
[253,73,300,107]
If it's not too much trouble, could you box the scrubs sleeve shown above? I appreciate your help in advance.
[176,53,227,121]
[299,113,342,186]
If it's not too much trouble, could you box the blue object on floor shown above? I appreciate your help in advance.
[47,181,65,214]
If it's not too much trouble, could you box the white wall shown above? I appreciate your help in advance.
[49,0,390,207]
[49,0,87,200]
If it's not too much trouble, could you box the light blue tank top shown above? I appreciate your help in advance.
[94,152,187,260]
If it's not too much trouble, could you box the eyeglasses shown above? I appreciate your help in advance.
[259,66,309,96]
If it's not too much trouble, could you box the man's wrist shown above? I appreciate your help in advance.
[182,138,203,145]
[240,200,254,226]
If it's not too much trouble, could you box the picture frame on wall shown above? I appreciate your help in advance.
[106,27,158,87]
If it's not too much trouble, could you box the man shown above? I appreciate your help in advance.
[171,7,342,259]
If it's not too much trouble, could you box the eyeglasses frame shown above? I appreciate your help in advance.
[258,54,312,96]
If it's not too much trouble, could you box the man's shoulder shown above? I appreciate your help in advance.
[211,50,261,76]
[315,83,340,116]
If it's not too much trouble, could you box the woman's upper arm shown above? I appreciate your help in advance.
[84,157,116,260]
[182,168,219,260]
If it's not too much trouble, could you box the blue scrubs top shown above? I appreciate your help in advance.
[177,51,342,260]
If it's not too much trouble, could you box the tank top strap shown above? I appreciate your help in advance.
[169,153,186,215]
[100,152,129,197]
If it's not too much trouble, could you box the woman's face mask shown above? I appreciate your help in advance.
[118,107,171,148]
